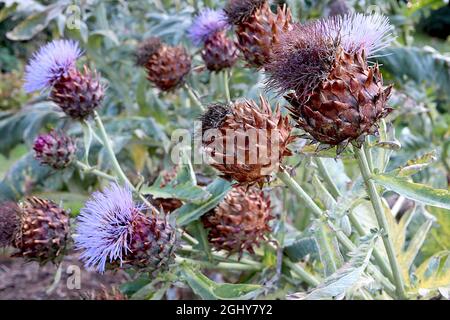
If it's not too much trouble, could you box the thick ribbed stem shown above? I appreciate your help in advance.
[223,70,231,103]
[94,111,133,188]
[354,146,407,299]
[175,256,262,271]
[315,158,341,199]
[314,158,394,282]
[277,168,396,297]
[184,83,205,111]
[283,258,320,287]
[74,160,116,182]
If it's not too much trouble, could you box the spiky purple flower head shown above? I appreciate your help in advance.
[188,8,229,46]
[75,183,144,273]
[326,12,394,57]
[23,39,82,93]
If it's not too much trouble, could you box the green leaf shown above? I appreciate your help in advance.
[175,178,232,226]
[145,181,210,204]
[372,174,450,210]
[284,236,319,262]
[288,234,378,300]
[397,151,438,177]
[6,2,67,40]
[89,30,120,46]
[400,219,433,272]
[414,251,450,291]
[181,264,262,300]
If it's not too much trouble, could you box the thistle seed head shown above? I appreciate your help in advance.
[225,0,267,25]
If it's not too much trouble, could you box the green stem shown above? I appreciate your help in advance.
[179,245,262,267]
[93,111,156,210]
[348,212,394,283]
[74,160,116,182]
[314,158,394,282]
[223,70,231,103]
[354,146,407,299]
[175,256,262,271]
[94,111,133,188]
[277,168,397,297]
[276,170,322,216]
[283,258,320,287]
[184,83,204,111]
[315,158,341,199]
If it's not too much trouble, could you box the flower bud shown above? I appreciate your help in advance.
[33,130,77,169]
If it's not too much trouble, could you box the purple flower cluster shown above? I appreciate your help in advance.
[75,183,145,273]
[23,39,82,93]
[188,8,229,46]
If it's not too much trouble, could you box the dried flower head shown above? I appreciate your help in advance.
[201,31,238,72]
[134,37,162,67]
[202,186,273,256]
[33,130,77,169]
[188,9,229,46]
[224,0,267,25]
[142,39,192,91]
[265,15,394,150]
[50,65,105,120]
[14,197,70,264]
[200,96,294,186]
[75,183,177,274]
[265,22,340,102]
[226,0,292,68]
[23,40,82,93]
[0,202,20,247]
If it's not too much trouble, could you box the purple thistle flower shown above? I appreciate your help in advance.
[188,8,229,46]
[326,13,394,57]
[75,183,145,273]
[23,39,82,93]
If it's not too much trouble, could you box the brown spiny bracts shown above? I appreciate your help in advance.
[33,130,77,169]
[123,213,178,275]
[202,31,238,72]
[0,202,20,247]
[134,37,162,67]
[265,18,394,152]
[50,65,105,120]
[200,96,295,186]
[225,0,292,68]
[139,38,191,91]
[202,186,273,256]
[14,197,70,264]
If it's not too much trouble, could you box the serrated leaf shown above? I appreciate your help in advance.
[181,264,262,300]
[400,219,433,274]
[6,2,67,40]
[414,251,450,291]
[373,174,450,209]
[145,181,210,204]
[397,151,438,177]
[373,140,402,151]
[288,234,378,300]
[175,178,232,226]
[89,29,120,46]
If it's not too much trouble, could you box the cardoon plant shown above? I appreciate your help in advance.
[188,9,238,72]
[24,39,105,120]
[5,0,449,302]
[75,183,177,274]
[265,13,395,152]
[225,0,292,68]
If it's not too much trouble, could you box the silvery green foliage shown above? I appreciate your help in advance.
[0,0,449,300]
